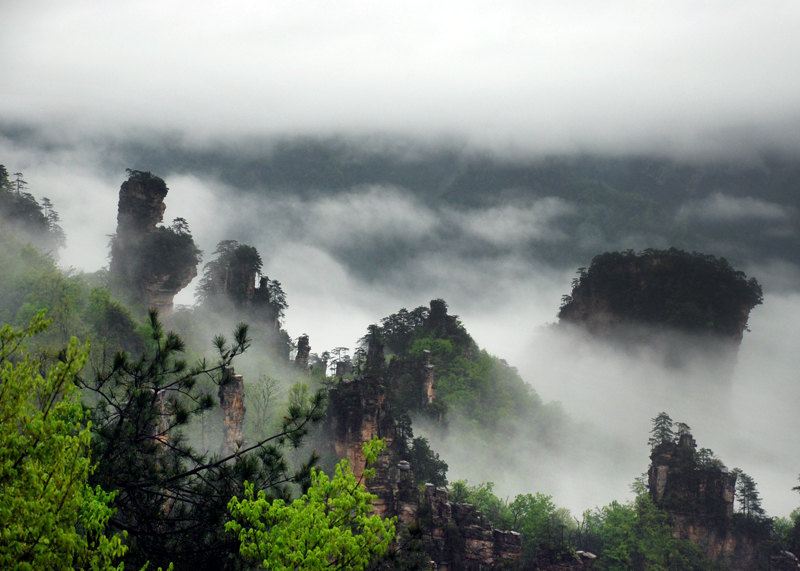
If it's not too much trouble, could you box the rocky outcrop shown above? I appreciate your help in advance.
[327,369,394,484]
[295,335,310,370]
[110,170,199,314]
[422,484,522,570]
[422,349,436,405]
[324,333,521,568]
[648,433,770,569]
[559,249,762,346]
[218,367,246,456]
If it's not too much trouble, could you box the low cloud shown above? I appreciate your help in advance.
[450,198,575,246]
[678,192,791,223]
[3,1,800,158]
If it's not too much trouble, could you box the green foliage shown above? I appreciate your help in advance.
[373,300,543,430]
[0,312,126,569]
[198,240,263,305]
[449,480,575,565]
[449,481,513,529]
[509,493,576,562]
[559,248,763,337]
[408,437,448,487]
[136,225,202,290]
[226,437,396,570]
[580,495,708,570]
[773,508,800,548]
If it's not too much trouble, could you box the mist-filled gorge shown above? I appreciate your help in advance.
[3,2,800,570]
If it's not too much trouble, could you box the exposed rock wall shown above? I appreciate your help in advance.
[324,335,521,568]
[422,349,436,405]
[151,389,170,447]
[327,373,394,483]
[648,434,763,570]
[559,249,762,346]
[218,367,246,456]
[422,484,522,570]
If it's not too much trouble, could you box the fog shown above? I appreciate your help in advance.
[435,294,800,518]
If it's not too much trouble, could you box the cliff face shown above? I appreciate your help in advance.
[324,335,521,568]
[648,434,769,570]
[421,484,522,570]
[326,355,395,486]
[110,170,199,314]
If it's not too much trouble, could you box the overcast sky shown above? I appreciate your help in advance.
[3,1,800,157]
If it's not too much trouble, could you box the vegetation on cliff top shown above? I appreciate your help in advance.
[366,299,547,429]
[559,248,763,337]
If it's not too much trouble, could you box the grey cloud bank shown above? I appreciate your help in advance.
[3,1,800,157]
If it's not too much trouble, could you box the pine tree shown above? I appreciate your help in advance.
[11,171,27,194]
[733,469,765,518]
[648,412,675,448]
[81,311,326,568]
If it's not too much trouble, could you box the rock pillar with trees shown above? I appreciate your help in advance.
[109,169,200,314]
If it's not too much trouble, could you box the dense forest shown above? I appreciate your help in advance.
[1,165,798,570]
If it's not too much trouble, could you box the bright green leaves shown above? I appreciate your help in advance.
[226,437,396,570]
[581,495,707,570]
[0,312,126,570]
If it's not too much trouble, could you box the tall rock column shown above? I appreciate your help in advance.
[422,349,436,405]
[647,433,764,569]
[219,367,246,456]
[109,170,199,314]
[295,335,310,370]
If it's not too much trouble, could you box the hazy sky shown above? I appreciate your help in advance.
[3,1,800,157]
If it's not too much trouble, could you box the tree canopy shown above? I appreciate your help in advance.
[0,312,126,569]
[559,248,763,337]
[226,438,396,570]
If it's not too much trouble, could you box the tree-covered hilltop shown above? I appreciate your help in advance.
[356,299,548,431]
[192,239,291,357]
[0,164,65,253]
[559,248,763,341]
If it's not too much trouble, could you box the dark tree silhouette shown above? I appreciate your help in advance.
[648,412,675,448]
